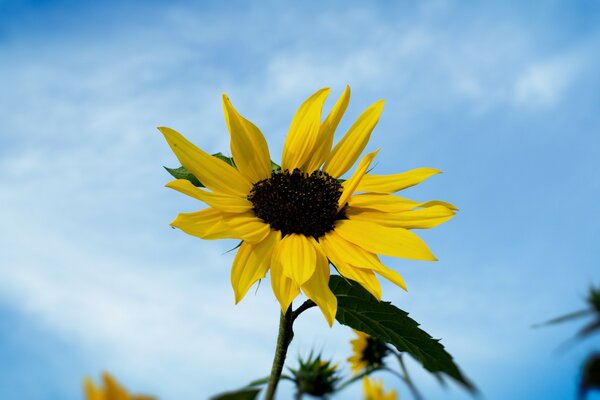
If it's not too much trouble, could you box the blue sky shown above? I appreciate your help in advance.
[1,0,599,399]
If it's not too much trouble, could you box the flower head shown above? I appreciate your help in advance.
[363,377,397,400]
[84,373,155,400]
[161,87,456,325]
[348,330,389,374]
[289,353,341,397]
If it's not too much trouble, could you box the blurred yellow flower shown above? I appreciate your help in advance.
[161,87,455,325]
[84,373,155,400]
[348,330,389,374]
[363,377,397,400]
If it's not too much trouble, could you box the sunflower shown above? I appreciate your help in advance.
[160,87,456,326]
[363,377,397,400]
[348,330,389,374]
[84,373,155,400]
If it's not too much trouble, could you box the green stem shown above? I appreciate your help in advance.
[392,352,424,400]
[264,307,294,400]
[336,367,380,391]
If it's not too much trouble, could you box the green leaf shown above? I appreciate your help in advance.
[163,166,203,187]
[246,377,269,387]
[210,387,261,400]
[329,275,477,394]
[164,153,235,188]
[213,152,236,167]
[533,309,592,328]
[165,155,282,188]
[271,160,281,172]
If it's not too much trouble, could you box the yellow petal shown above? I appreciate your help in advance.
[224,212,271,244]
[370,259,407,292]
[323,100,384,178]
[84,377,101,400]
[335,219,436,261]
[305,86,351,172]
[270,239,300,312]
[301,245,337,326]
[103,373,128,399]
[346,205,455,229]
[355,168,441,193]
[333,261,382,300]
[222,94,272,182]
[159,126,252,197]
[277,234,317,285]
[231,230,280,303]
[420,200,459,210]
[281,88,331,172]
[166,179,253,213]
[338,150,379,211]
[349,193,421,213]
[171,208,240,240]
[321,230,406,291]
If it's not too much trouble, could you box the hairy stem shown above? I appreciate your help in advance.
[264,307,294,400]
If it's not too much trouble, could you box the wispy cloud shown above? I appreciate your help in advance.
[1,1,599,399]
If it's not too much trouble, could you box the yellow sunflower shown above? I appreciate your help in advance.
[348,330,389,374]
[363,377,397,400]
[84,373,155,400]
[160,86,456,326]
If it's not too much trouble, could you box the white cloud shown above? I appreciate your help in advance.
[514,54,583,107]
[1,2,599,399]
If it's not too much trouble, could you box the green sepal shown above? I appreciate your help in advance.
[209,387,261,400]
[329,275,477,394]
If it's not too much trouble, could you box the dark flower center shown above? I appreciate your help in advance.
[248,169,346,238]
[362,337,389,367]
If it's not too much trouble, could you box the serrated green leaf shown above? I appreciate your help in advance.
[163,166,203,187]
[210,387,261,400]
[329,275,477,393]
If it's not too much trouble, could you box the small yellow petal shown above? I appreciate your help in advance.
[346,205,455,229]
[278,234,317,285]
[83,377,101,400]
[419,199,459,210]
[281,88,331,172]
[159,126,252,196]
[321,230,405,291]
[166,179,253,213]
[301,244,337,326]
[355,167,441,193]
[270,239,300,312]
[324,100,384,178]
[231,230,280,303]
[222,94,272,182]
[103,372,128,399]
[335,219,436,261]
[334,261,382,300]
[338,150,379,211]
[224,212,271,244]
[349,193,421,213]
[305,86,351,172]
[171,208,240,240]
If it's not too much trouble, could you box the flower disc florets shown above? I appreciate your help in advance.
[362,336,389,367]
[248,169,345,238]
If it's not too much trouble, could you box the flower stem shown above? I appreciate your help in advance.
[265,307,294,400]
[394,352,424,400]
